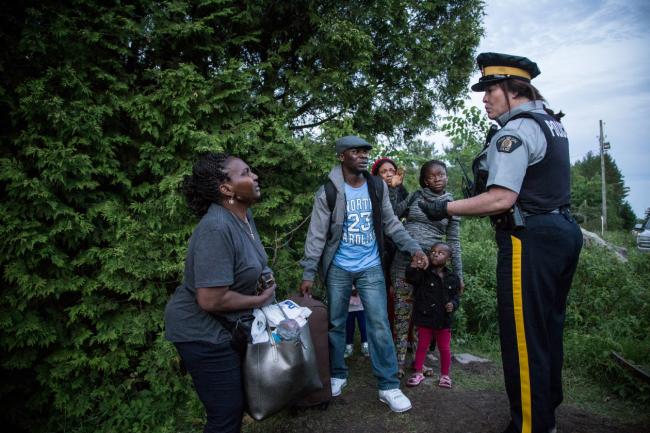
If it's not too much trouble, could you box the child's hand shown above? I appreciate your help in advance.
[445,302,454,313]
[410,251,429,269]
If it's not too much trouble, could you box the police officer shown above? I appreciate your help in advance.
[419,53,583,433]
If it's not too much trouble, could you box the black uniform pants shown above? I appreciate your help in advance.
[495,213,582,433]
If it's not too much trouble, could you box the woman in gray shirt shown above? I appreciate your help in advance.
[164,153,275,433]
[391,160,463,377]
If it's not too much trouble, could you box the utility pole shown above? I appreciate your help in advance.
[599,120,610,234]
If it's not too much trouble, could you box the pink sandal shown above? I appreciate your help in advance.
[407,372,425,387]
[438,375,452,389]
[410,361,434,376]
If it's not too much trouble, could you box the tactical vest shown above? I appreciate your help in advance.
[472,111,571,214]
[512,111,571,214]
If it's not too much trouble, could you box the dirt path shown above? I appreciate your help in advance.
[244,353,649,433]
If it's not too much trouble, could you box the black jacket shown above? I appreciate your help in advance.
[383,184,409,277]
[405,266,460,329]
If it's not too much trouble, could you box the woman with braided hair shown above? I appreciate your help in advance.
[164,152,276,433]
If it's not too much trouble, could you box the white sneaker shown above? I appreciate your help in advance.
[378,388,412,413]
[344,344,353,358]
[361,342,369,356]
[331,377,347,397]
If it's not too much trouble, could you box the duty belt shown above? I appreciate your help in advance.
[521,207,570,218]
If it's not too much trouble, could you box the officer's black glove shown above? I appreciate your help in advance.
[418,199,449,220]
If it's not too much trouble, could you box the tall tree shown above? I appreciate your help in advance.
[572,151,636,231]
[0,1,483,431]
[440,104,490,199]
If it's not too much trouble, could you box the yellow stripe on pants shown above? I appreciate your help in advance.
[511,236,532,433]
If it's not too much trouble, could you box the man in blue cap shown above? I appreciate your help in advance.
[419,53,582,433]
[300,135,429,413]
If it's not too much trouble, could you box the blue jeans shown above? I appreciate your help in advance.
[327,264,399,390]
[174,341,243,433]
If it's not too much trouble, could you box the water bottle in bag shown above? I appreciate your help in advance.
[276,318,301,341]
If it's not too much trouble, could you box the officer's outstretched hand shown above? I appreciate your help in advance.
[418,199,449,220]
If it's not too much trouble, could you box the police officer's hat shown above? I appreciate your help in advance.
[471,52,541,92]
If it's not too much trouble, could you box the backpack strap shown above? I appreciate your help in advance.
[325,179,336,213]
[326,173,384,212]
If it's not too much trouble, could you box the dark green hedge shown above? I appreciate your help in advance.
[0,1,483,431]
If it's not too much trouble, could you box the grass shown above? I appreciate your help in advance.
[561,369,641,422]
[455,334,649,424]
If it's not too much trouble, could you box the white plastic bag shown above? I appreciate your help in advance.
[261,300,312,327]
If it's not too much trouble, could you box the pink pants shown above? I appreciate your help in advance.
[413,327,451,376]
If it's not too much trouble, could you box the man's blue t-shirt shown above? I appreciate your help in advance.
[332,182,381,272]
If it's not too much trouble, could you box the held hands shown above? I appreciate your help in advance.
[410,250,429,269]
[418,199,449,220]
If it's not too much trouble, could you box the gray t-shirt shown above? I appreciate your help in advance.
[391,189,462,284]
[164,203,268,345]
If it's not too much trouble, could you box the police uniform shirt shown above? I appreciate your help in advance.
[486,100,549,193]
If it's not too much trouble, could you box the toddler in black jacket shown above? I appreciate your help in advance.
[405,241,460,388]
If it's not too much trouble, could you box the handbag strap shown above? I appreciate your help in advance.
[259,307,277,347]
[277,300,290,320]
[257,308,281,361]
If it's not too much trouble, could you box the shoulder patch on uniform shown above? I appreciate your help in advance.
[496,135,522,153]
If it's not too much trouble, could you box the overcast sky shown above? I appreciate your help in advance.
[456,0,650,218]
